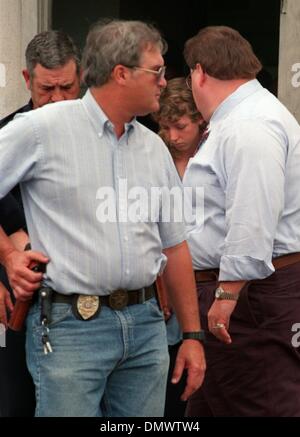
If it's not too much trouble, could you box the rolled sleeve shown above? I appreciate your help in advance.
[0,112,41,198]
[158,148,187,249]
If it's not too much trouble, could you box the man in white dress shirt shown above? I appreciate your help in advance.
[0,19,205,417]
[183,25,300,416]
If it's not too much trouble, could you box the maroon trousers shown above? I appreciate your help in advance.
[186,262,300,417]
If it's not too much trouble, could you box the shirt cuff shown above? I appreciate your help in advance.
[219,255,275,281]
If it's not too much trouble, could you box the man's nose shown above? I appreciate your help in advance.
[158,76,167,89]
[50,88,64,102]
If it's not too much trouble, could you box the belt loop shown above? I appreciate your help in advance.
[139,288,145,304]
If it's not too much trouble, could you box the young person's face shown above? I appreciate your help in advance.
[159,115,203,155]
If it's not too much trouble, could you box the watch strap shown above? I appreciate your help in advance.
[182,330,205,342]
[215,286,239,301]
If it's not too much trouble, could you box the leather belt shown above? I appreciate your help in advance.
[194,269,219,282]
[51,285,155,310]
[272,252,300,269]
[194,252,300,283]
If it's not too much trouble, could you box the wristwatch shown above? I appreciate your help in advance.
[182,330,205,342]
[215,286,239,301]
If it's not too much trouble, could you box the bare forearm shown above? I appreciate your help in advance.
[0,226,17,266]
[9,229,29,251]
[0,226,29,265]
[163,241,201,332]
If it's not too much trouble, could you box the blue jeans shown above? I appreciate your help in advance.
[26,297,169,417]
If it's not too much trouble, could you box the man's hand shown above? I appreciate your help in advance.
[3,248,49,301]
[162,241,205,399]
[0,282,14,327]
[208,281,246,344]
[208,299,237,344]
[172,339,206,401]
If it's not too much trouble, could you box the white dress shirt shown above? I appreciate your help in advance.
[0,90,186,294]
[184,79,300,281]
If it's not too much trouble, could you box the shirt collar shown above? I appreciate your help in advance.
[210,79,263,127]
[82,89,136,138]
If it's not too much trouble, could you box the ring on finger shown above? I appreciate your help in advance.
[212,323,225,329]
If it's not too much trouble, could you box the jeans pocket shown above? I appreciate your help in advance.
[47,303,72,328]
[30,303,72,332]
[146,297,164,319]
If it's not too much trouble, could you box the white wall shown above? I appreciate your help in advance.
[278,0,300,122]
[0,0,51,118]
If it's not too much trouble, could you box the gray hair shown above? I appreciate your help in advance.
[82,19,167,87]
[25,30,81,78]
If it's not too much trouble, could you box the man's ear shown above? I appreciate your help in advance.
[195,63,206,87]
[112,64,131,85]
[22,69,31,90]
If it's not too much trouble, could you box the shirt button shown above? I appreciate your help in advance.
[124,236,128,242]
[126,269,130,275]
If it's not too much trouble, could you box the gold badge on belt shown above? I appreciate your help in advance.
[73,295,100,321]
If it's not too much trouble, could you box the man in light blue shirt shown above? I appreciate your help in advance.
[183,26,300,416]
[0,19,205,417]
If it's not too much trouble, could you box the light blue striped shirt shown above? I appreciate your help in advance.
[183,79,300,281]
[0,90,186,294]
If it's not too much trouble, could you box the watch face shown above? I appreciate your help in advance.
[214,287,239,301]
[215,287,221,298]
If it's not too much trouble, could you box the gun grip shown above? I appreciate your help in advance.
[8,300,32,331]
[8,261,46,331]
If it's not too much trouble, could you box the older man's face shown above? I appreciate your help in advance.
[123,46,167,117]
[23,59,80,108]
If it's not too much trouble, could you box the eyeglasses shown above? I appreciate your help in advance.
[186,73,192,90]
[186,69,194,90]
[132,65,166,81]
[186,68,195,90]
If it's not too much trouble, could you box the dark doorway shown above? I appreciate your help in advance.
[52,0,280,93]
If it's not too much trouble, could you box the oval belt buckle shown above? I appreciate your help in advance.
[76,295,100,320]
[109,289,128,310]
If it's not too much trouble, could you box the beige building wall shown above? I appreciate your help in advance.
[0,0,51,118]
[278,0,300,122]
[1,1,300,123]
